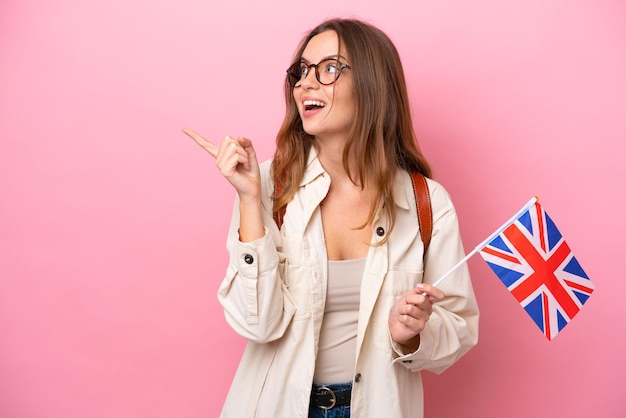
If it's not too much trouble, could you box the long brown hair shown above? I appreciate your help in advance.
[272,18,431,236]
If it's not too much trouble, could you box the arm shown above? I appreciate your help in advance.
[218,189,296,342]
[183,129,296,342]
[389,183,479,373]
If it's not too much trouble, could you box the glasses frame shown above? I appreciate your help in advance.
[286,58,351,88]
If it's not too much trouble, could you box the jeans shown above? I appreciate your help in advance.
[308,382,352,418]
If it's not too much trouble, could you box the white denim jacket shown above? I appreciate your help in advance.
[218,148,479,417]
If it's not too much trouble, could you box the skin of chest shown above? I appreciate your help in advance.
[320,184,373,260]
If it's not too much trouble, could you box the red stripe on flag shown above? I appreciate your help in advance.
[481,247,521,264]
[564,279,594,294]
[536,204,546,253]
[543,292,551,341]
[505,225,580,319]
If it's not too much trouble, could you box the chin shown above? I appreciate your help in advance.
[301,123,321,137]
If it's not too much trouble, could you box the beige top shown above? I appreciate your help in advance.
[314,258,367,384]
[218,148,479,418]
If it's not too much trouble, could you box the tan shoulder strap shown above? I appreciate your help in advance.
[273,181,285,229]
[410,171,433,255]
[274,172,433,255]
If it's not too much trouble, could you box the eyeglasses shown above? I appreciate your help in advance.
[286,58,351,88]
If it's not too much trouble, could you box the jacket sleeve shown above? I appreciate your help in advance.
[217,161,297,343]
[391,182,479,373]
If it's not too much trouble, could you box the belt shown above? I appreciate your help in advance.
[310,384,352,410]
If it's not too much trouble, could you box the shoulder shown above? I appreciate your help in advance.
[395,171,457,224]
[423,176,459,224]
[259,158,273,175]
[258,158,275,211]
[259,159,274,185]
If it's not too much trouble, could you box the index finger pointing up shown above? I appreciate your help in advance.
[182,128,218,158]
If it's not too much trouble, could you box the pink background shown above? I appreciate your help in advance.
[1,1,625,417]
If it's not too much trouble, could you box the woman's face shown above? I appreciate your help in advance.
[292,30,356,142]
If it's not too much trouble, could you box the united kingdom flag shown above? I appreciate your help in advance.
[479,200,595,340]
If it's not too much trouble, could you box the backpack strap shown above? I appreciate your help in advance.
[409,172,432,254]
[273,172,433,254]
[273,179,285,229]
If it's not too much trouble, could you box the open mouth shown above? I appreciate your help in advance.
[303,99,326,112]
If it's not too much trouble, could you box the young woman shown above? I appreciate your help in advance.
[184,18,479,418]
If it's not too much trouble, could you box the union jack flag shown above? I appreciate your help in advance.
[479,200,595,340]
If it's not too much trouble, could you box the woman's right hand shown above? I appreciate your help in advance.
[182,128,261,201]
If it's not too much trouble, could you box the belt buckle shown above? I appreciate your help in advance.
[316,385,336,410]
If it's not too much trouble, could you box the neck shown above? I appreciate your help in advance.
[316,138,360,186]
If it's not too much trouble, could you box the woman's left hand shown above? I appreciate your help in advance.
[388,283,445,351]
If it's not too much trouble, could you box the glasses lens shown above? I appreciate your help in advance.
[287,62,306,87]
[317,59,342,85]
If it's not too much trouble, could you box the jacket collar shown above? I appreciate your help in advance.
[392,169,411,211]
[299,146,326,187]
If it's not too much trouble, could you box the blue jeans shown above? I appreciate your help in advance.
[308,383,352,418]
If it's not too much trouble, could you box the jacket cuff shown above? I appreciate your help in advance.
[390,315,439,371]
[233,227,278,276]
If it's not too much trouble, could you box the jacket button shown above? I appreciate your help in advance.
[376,226,385,236]
[243,254,254,264]
[354,373,362,382]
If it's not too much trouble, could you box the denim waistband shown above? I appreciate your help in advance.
[311,382,352,410]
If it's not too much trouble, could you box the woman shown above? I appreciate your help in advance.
[184,18,479,418]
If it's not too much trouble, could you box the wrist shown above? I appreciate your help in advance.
[399,334,421,354]
[238,195,264,243]
[238,191,261,205]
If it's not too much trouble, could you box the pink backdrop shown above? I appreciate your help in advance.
[1,1,625,417]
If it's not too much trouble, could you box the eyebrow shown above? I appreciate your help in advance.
[299,54,349,64]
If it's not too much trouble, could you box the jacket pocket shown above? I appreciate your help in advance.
[384,268,424,297]
[281,234,311,320]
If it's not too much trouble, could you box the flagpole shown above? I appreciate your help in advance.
[431,196,538,288]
